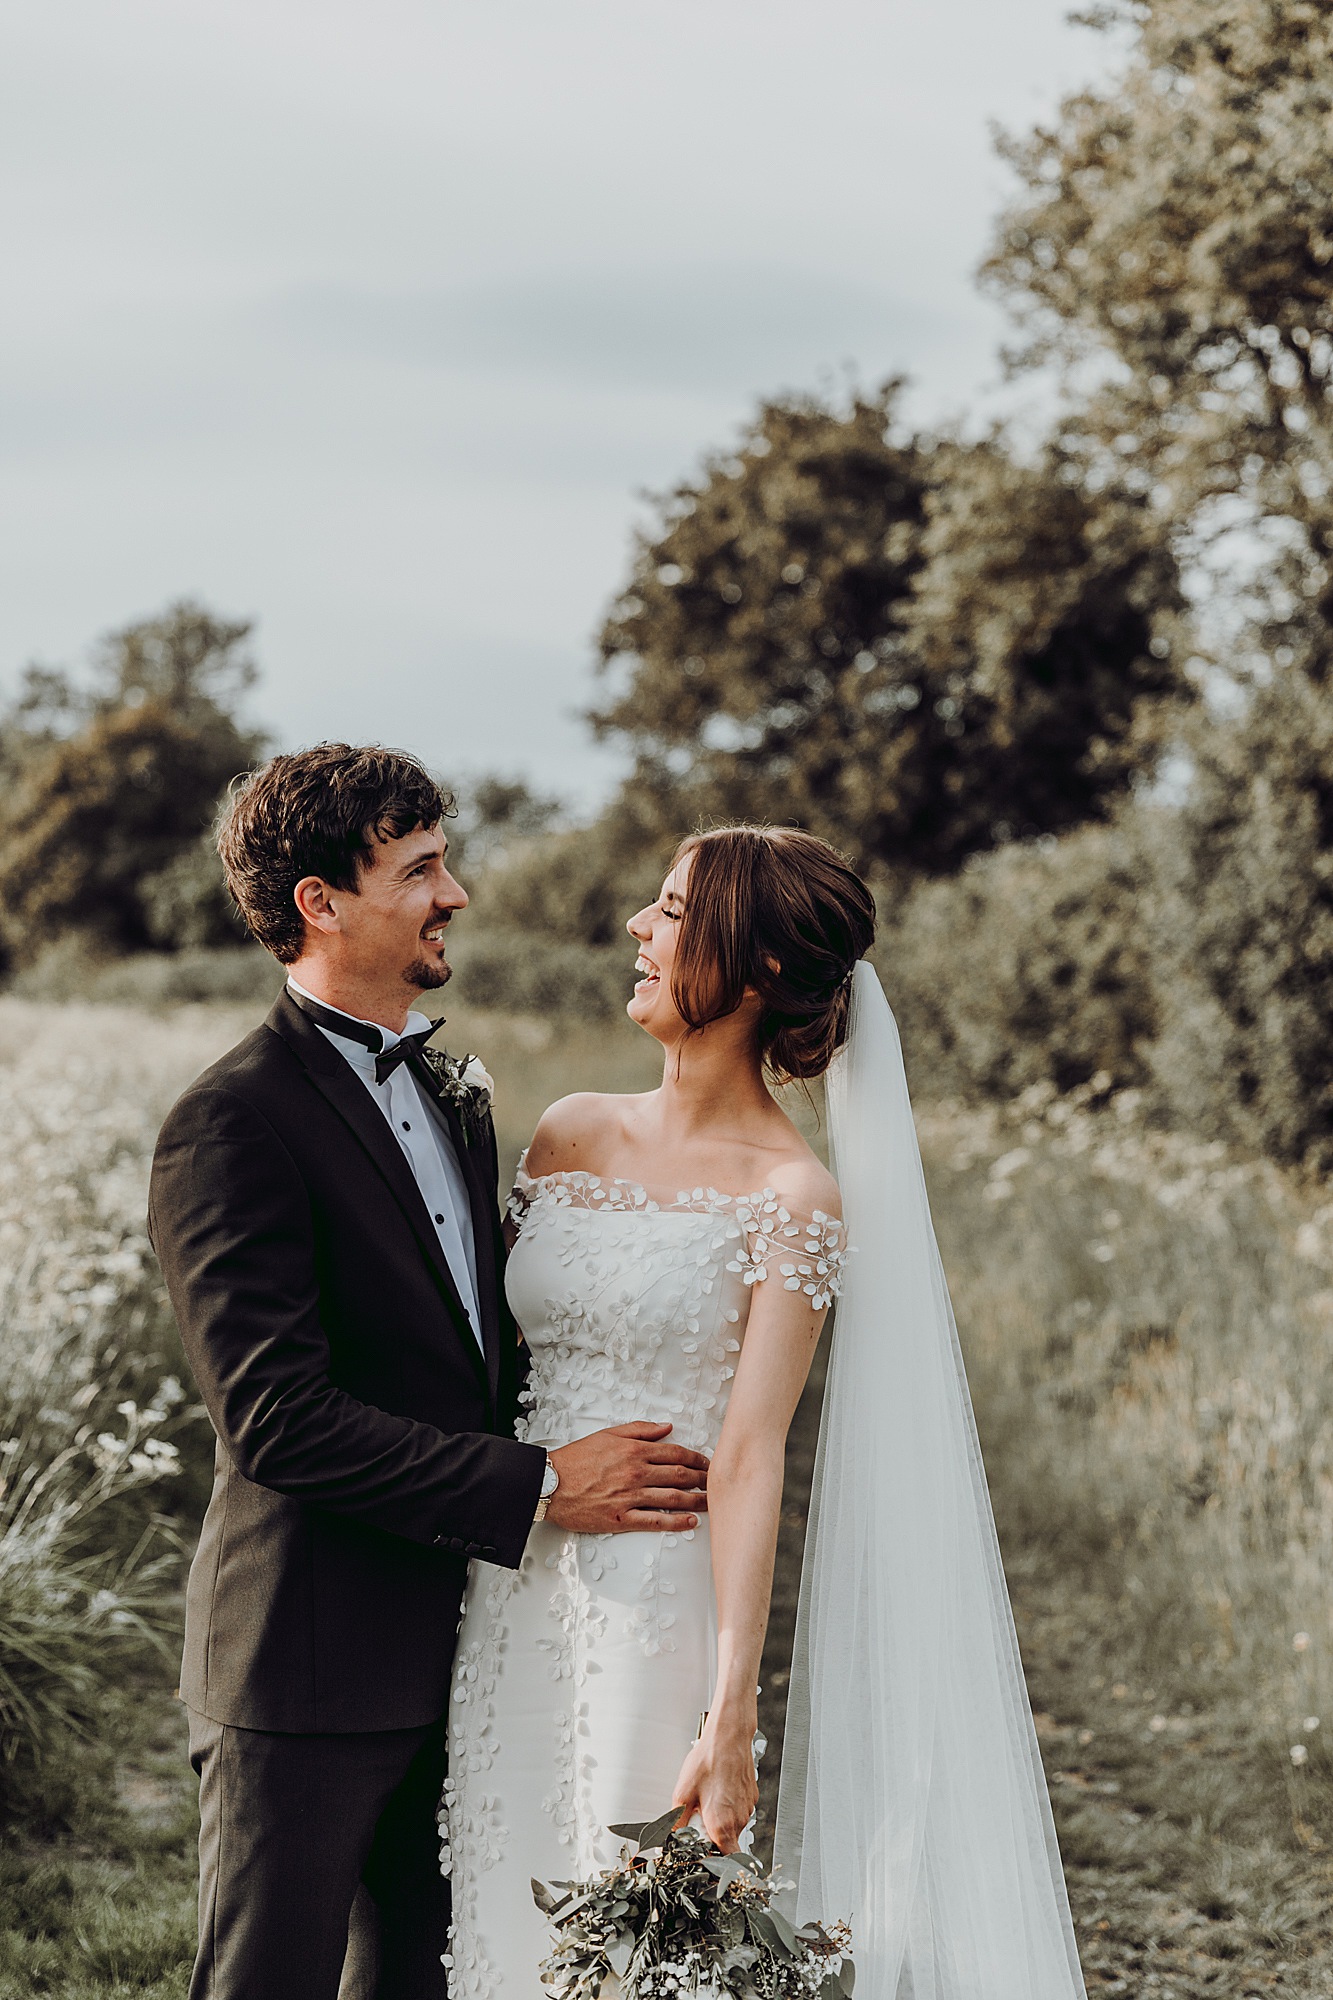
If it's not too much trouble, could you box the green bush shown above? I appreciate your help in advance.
[451,930,634,1022]
[880,819,1155,1102]
[476,819,665,949]
[8,942,282,1009]
[450,809,664,1021]
[139,834,247,953]
[1143,673,1333,1174]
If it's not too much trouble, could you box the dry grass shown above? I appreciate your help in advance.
[6,995,1333,1993]
[912,1079,1333,1994]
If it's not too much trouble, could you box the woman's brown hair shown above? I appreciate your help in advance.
[670,826,876,1083]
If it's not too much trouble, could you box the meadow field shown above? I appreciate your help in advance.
[5,990,1333,1997]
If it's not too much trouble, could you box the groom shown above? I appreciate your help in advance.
[148,744,710,2000]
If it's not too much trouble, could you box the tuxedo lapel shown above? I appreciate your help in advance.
[265,992,489,1394]
[409,1052,504,1402]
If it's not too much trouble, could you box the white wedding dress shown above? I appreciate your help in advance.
[438,1161,846,1997]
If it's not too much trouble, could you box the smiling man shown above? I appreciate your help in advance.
[147,743,710,2000]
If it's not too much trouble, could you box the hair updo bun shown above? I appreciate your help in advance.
[670,826,877,1084]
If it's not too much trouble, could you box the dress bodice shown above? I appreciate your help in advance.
[504,1162,846,1457]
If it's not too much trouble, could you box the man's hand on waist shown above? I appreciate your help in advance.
[544,1423,709,1534]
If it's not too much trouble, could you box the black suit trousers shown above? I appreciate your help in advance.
[187,1708,450,2000]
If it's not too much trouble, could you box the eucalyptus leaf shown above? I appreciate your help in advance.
[607,1934,634,1976]
[748,1909,782,1954]
[607,1805,682,1850]
[768,1907,799,1954]
[702,1854,746,1890]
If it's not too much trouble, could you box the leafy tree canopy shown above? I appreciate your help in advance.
[0,601,264,960]
[984,0,1333,660]
[593,386,1184,878]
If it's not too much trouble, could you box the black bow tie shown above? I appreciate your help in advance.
[288,989,442,1084]
[373,1026,441,1085]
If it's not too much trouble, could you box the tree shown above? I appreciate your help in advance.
[983,0,1333,670]
[0,602,264,960]
[593,386,1184,879]
[977,0,1333,1170]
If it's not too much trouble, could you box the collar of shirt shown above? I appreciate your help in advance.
[286,974,432,1077]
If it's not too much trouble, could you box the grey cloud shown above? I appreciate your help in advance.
[268,265,962,397]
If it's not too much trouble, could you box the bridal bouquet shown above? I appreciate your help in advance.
[532,1807,854,1999]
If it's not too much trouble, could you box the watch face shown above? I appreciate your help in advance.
[541,1460,560,1499]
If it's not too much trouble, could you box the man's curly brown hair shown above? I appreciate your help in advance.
[216,743,453,963]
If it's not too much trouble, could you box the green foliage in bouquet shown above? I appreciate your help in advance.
[533,1807,854,2000]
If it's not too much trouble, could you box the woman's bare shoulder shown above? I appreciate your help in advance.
[523,1091,653,1178]
[764,1149,842,1222]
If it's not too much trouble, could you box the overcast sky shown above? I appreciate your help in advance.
[1,0,1109,805]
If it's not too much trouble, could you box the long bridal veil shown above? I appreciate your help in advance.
[774,962,1086,1999]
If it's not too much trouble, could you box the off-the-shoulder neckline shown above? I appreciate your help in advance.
[513,1152,841,1223]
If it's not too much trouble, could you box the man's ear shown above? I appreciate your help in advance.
[293,875,341,938]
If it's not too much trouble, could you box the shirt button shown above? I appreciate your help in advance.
[402,1121,411,1131]
[435,1214,445,1224]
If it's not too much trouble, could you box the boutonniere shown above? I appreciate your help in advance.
[421,1047,494,1147]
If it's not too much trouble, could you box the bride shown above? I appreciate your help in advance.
[440,825,1087,1999]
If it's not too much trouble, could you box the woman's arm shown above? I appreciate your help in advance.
[671,1175,842,1851]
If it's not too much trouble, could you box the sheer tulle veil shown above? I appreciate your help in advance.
[774,962,1087,1999]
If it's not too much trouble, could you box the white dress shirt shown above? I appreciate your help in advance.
[287,977,485,1350]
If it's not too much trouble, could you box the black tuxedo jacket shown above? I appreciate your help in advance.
[148,988,546,1733]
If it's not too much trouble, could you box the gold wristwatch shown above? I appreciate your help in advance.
[533,1452,560,1524]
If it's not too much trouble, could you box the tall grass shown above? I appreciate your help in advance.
[6,983,1333,1987]
[913,1079,1333,1984]
[0,1001,258,1834]
[925,1076,1333,1750]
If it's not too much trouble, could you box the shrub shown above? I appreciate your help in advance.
[450,809,664,1021]
[451,931,634,1022]
[476,819,665,950]
[8,941,282,1009]
[1143,673,1333,1174]
[881,819,1156,1103]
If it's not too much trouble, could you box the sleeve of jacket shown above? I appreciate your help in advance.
[148,1083,545,1567]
